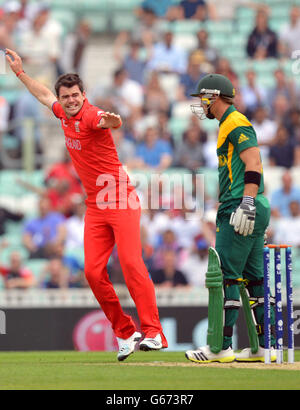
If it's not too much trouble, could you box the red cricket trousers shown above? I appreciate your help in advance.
[84,204,167,346]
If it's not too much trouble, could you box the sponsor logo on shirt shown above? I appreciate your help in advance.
[218,154,227,167]
[75,121,81,133]
[238,133,249,144]
[65,137,81,151]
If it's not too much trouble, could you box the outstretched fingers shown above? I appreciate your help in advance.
[5,49,23,74]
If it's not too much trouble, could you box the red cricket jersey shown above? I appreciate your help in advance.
[52,99,135,209]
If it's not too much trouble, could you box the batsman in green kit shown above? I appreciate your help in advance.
[185,74,276,363]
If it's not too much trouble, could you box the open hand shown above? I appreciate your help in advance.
[5,48,23,74]
[97,112,122,129]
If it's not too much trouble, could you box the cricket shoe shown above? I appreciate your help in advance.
[139,334,167,351]
[235,346,277,362]
[117,331,142,361]
[185,345,236,364]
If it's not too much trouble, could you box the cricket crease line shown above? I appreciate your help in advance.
[82,361,300,370]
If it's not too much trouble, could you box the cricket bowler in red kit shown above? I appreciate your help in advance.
[6,48,167,360]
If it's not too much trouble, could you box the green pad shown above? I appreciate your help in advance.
[205,247,224,354]
[239,283,259,354]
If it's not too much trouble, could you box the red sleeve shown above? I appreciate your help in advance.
[85,107,105,130]
[52,101,64,119]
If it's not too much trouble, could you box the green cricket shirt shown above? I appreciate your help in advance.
[217,105,264,204]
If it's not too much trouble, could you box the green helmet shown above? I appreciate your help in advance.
[191,74,235,98]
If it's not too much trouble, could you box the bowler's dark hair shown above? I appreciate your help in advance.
[54,73,84,97]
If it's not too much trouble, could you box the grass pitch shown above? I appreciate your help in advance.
[0,351,300,390]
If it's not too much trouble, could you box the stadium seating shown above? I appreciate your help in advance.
[197,167,219,199]
[0,243,28,264]
[79,0,109,12]
[171,20,204,34]
[0,170,44,198]
[65,248,85,266]
[80,13,108,33]
[25,259,47,280]
[48,0,75,9]
[50,9,77,35]
[201,119,218,135]
[168,117,190,144]
[293,254,300,287]
[173,33,198,53]
[111,13,138,32]
[172,101,194,119]
[0,73,20,89]
[205,20,233,34]
[0,73,23,104]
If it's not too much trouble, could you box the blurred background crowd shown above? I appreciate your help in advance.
[0,0,300,291]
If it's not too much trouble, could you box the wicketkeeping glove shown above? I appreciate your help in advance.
[229,196,256,236]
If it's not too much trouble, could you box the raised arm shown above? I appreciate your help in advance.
[5,48,57,110]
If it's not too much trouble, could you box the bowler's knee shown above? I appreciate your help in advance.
[84,260,106,284]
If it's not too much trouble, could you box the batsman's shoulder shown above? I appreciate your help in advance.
[220,110,252,135]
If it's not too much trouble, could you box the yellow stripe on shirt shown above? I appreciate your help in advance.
[227,142,234,186]
[217,110,252,149]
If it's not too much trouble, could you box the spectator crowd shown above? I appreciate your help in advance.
[1,0,300,290]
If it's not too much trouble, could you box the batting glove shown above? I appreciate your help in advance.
[229,196,256,236]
